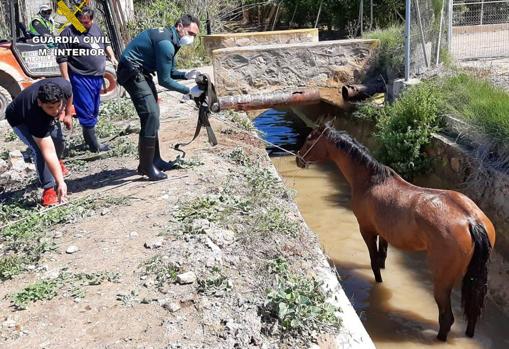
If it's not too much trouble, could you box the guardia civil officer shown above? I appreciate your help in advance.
[116,14,203,181]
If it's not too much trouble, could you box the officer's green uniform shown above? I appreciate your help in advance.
[29,15,55,36]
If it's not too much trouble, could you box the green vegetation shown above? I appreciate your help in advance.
[262,257,341,335]
[12,279,58,309]
[0,196,130,281]
[98,98,137,121]
[197,266,231,296]
[363,25,404,79]
[128,0,210,68]
[440,73,509,151]
[4,131,17,142]
[373,80,443,179]
[358,70,509,179]
[141,255,180,288]
[253,207,299,237]
[12,271,119,309]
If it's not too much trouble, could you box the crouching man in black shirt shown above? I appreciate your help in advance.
[6,78,73,206]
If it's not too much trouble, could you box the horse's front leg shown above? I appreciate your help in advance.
[361,231,383,283]
[378,237,388,269]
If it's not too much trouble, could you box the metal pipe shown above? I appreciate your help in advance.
[341,82,386,101]
[405,0,412,81]
[414,0,429,68]
[436,0,445,66]
[218,89,322,111]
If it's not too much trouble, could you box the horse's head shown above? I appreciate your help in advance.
[296,124,330,168]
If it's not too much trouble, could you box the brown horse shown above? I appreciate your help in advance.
[296,123,495,342]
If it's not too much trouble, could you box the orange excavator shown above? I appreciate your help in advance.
[0,0,124,118]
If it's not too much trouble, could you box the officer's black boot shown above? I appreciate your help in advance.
[153,133,175,171]
[138,136,167,181]
[82,126,110,153]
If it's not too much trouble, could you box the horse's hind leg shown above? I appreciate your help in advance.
[378,237,388,269]
[434,284,454,341]
[361,231,383,283]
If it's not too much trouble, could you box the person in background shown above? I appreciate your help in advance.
[57,6,118,153]
[116,14,203,181]
[29,4,56,37]
[5,78,73,206]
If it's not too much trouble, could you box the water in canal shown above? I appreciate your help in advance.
[255,109,509,349]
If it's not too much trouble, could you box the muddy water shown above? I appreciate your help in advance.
[256,110,509,348]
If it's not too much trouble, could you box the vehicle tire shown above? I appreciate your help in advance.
[100,66,121,101]
[0,85,13,120]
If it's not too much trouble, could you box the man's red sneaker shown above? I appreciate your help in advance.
[41,188,58,207]
[59,160,70,177]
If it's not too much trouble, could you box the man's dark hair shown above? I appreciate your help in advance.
[175,14,200,28]
[38,83,65,104]
[76,6,94,19]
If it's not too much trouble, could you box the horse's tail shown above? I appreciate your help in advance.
[461,222,492,336]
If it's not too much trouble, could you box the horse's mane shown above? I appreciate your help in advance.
[325,126,395,183]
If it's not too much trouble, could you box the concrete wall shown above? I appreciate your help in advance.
[212,39,380,96]
[203,28,318,56]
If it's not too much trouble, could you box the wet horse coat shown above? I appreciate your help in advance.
[296,124,495,341]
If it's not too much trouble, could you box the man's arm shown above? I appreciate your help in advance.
[170,52,186,80]
[33,136,67,202]
[58,62,70,81]
[56,28,70,80]
[105,45,118,68]
[155,41,190,94]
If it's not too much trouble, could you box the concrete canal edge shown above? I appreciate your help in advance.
[267,163,376,348]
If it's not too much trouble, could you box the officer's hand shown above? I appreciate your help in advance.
[189,85,205,98]
[185,69,201,80]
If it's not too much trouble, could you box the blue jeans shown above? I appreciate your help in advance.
[12,123,64,189]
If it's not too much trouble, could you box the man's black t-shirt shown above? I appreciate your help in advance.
[6,78,72,138]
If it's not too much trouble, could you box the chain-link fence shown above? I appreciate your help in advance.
[451,0,509,60]
[409,0,451,76]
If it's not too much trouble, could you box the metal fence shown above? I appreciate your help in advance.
[450,0,509,60]
[409,0,451,75]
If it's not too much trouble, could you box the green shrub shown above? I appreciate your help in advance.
[375,81,443,179]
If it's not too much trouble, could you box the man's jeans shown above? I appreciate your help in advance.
[12,123,64,189]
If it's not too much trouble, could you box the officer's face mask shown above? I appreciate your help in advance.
[179,35,194,46]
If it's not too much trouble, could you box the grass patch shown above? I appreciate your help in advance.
[253,207,299,237]
[440,73,509,152]
[261,257,341,336]
[363,25,404,79]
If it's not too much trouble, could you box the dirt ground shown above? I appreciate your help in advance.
[0,78,348,348]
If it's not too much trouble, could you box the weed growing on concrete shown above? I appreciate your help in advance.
[227,148,253,167]
[96,118,122,139]
[197,267,232,297]
[253,207,299,237]
[173,156,204,169]
[141,255,180,289]
[261,257,341,336]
